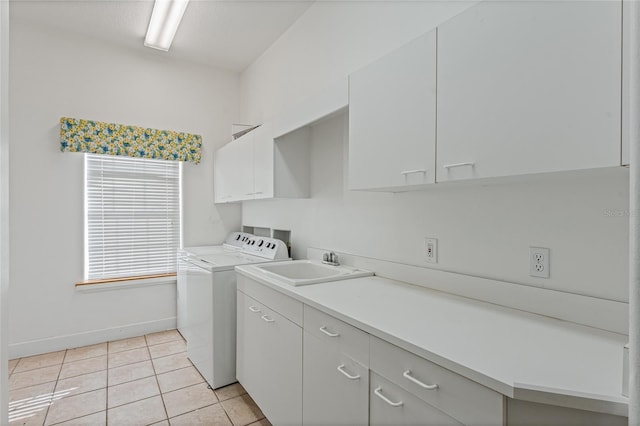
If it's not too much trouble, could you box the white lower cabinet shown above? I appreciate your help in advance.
[370,336,505,426]
[303,333,369,425]
[237,279,613,425]
[370,372,462,426]
[236,290,302,425]
[302,305,369,425]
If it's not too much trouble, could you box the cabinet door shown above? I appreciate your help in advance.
[236,291,265,394]
[232,135,255,201]
[252,123,275,199]
[303,332,369,425]
[236,291,302,425]
[349,30,437,191]
[214,136,254,202]
[213,142,234,203]
[437,1,622,182]
[370,373,462,426]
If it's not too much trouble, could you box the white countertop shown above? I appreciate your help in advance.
[235,266,628,416]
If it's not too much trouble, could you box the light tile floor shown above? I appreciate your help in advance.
[8,330,271,426]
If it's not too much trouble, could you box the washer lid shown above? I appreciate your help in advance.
[195,252,267,271]
[182,245,237,256]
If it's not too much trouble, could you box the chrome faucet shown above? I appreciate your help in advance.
[322,251,340,266]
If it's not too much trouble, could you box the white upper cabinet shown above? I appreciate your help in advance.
[214,122,310,203]
[251,122,275,200]
[437,1,622,182]
[214,133,253,203]
[348,30,437,191]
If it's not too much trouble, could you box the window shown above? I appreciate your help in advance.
[85,153,181,281]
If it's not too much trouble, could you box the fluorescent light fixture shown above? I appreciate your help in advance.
[144,0,190,51]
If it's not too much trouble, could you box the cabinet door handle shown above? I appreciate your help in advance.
[443,162,475,169]
[337,364,360,380]
[319,326,340,337]
[403,370,438,390]
[261,314,275,323]
[248,306,261,313]
[374,386,403,407]
[245,192,256,196]
[254,191,263,194]
[400,169,427,175]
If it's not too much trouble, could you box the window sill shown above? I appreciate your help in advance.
[75,273,177,293]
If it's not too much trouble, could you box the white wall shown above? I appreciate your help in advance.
[240,1,477,123]
[1,0,9,421]
[8,15,241,357]
[240,2,629,307]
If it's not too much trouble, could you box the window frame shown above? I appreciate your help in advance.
[82,153,183,284]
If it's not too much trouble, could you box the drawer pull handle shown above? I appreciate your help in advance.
[374,387,403,407]
[319,326,340,337]
[337,364,360,380]
[248,306,261,313]
[403,370,438,390]
[400,169,427,176]
[261,314,275,323]
[443,162,475,169]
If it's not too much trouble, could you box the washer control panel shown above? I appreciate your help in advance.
[241,236,289,260]
[224,232,254,248]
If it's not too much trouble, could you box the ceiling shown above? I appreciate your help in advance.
[9,0,315,72]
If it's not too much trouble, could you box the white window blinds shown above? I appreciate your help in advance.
[85,153,181,280]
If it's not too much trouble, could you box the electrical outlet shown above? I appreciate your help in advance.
[425,238,438,263]
[529,247,550,278]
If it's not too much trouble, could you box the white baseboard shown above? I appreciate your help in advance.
[308,248,628,335]
[8,317,177,359]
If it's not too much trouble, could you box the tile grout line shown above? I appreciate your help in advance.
[221,404,235,426]
[165,402,222,424]
[108,354,190,388]
[49,342,153,424]
[48,408,105,426]
[47,346,113,426]
[9,332,250,425]
[30,352,193,417]
[8,358,19,376]
[105,344,109,426]
[41,349,68,426]
[154,342,226,424]
[55,362,108,382]
[11,352,66,375]
[146,334,171,424]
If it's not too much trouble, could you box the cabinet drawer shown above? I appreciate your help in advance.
[370,336,504,426]
[303,304,369,366]
[236,273,303,326]
[370,372,462,426]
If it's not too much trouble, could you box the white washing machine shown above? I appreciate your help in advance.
[181,235,289,389]
[177,231,253,341]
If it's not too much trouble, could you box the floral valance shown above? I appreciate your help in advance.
[59,117,202,164]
